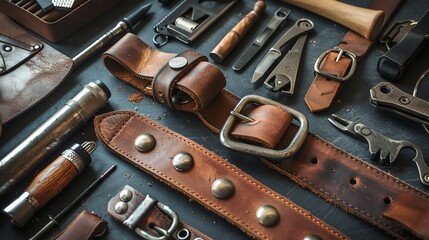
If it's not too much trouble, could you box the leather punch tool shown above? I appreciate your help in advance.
[251,18,313,95]
[328,114,429,186]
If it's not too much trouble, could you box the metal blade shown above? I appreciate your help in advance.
[251,49,281,83]
[233,44,260,71]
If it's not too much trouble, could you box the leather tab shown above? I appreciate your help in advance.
[108,185,210,240]
[304,0,402,112]
[95,111,348,240]
[52,210,107,240]
[383,192,429,239]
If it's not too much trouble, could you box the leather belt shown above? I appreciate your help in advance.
[101,33,429,239]
[107,185,211,240]
[95,110,347,240]
[51,210,107,240]
[304,0,401,112]
[378,9,429,82]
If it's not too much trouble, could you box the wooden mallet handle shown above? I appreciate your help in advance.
[282,0,384,40]
[210,0,266,63]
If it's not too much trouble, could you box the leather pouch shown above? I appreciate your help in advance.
[0,0,120,42]
[0,13,73,127]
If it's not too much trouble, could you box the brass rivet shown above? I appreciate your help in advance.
[134,134,156,152]
[114,202,128,214]
[172,152,194,172]
[119,189,133,202]
[211,178,235,199]
[256,205,279,227]
[303,234,323,240]
[169,57,188,69]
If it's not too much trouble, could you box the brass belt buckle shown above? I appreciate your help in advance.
[314,47,357,82]
[220,95,308,161]
[123,195,179,240]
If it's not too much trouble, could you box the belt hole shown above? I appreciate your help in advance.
[383,196,392,205]
[310,157,318,164]
[349,177,357,185]
[157,90,163,97]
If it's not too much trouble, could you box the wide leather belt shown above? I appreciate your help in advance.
[101,34,429,239]
[304,0,402,112]
[107,185,211,240]
[95,111,347,240]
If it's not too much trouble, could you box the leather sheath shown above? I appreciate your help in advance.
[95,111,347,240]
[52,210,107,240]
[101,34,429,239]
[0,13,73,125]
[304,0,401,112]
[108,185,212,240]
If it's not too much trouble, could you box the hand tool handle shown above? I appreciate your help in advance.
[25,156,80,207]
[210,0,266,63]
[281,0,384,40]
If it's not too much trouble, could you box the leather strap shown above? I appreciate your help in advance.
[101,34,429,239]
[95,110,347,240]
[377,9,429,82]
[52,210,107,240]
[304,0,402,112]
[108,185,211,240]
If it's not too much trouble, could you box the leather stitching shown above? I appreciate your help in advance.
[95,111,348,240]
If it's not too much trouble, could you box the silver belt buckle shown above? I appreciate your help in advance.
[123,195,179,240]
[220,95,308,161]
[314,47,357,82]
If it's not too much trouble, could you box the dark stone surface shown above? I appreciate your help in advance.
[1,0,428,239]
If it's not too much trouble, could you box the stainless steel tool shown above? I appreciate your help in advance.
[233,7,291,71]
[328,114,429,186]
[153,0,237,47]
[251,18,313,90]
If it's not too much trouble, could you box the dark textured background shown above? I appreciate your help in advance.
[1,0,428,239]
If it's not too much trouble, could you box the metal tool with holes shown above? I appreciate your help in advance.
[153,0,237,47]
[328,114,429,186]
[251,18,313,95]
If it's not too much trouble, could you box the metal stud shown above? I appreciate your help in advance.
[3,45,12,52]
[211,178,235,199]
[119,189,133,202]
[114,202,128,214]
[169,56,188,69]
[303,234,323,240]
[256,205,279,227]
[172,152,194,172]
[134,134,156,152]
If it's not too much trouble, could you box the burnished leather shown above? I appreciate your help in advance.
[0,13,73,125]
[108,185,211,240]
[52,210,107,240]
[102,35,429,239]
[304,0,402,112]
[95,111,348,240]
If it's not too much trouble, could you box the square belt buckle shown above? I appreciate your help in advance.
[220,95,308,161]
[314,47,357,82]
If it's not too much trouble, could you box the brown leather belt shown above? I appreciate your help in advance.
[101,34,429,239]
[304,0,402,112]
[107,185,211,240]
[51,210,107,240]
[95,111,347,240]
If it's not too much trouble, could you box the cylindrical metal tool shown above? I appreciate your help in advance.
[0,81,110,198]
[4,141,96,227]
[210,0,266,63]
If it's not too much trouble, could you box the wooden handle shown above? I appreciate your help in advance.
[210,0,266,63]
[282,0,384,40]
[25,156,80,207]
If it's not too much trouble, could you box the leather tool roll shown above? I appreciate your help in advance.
[102,33,429,239]
[108,185,211,240]
[304,0,402,112]
[51,210,107,240]
[95,111,347,240]
[0,13,73,126]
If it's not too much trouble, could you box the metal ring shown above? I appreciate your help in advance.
[153,34,169,47]
[413,68,429,134]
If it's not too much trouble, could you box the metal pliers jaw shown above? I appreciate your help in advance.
[328,114,429,186]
